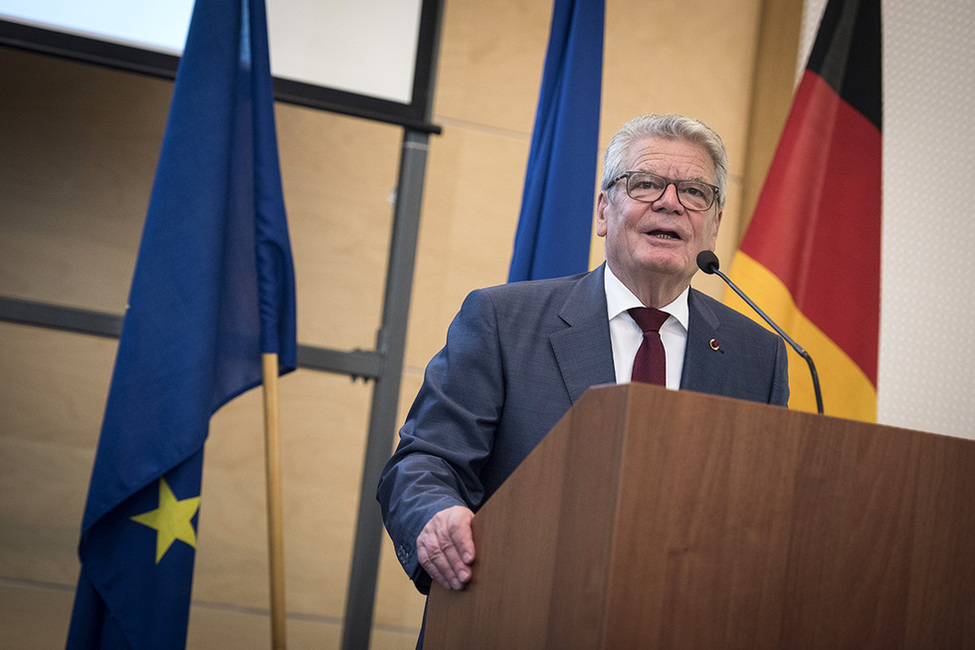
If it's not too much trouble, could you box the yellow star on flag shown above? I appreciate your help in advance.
[131,477,201,564]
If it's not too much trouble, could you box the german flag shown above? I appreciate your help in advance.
[727,0,882,421]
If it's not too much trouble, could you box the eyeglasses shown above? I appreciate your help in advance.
[611,171,720,212]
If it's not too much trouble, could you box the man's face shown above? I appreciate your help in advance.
[597,137,722,292]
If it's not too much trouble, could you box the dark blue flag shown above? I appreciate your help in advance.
[66,0,296,646]
[508,0,604,282]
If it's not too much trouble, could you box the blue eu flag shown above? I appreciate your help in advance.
[66,0,296,646]
[508,0,604,282]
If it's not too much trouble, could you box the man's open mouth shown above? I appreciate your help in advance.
[648,230,680,240]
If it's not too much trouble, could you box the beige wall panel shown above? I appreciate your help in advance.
[0,582,76,648]
[0,50,165,311]
[188,602,415,649]
[368,627,424,650]
[275,107,401,351]
[186,604,341,648]
[601,0,762,175]
[434,0,552,133]
[0,437,92,583]
[0,324,113,585]
[2,324,113,445]
[403,127,531,370]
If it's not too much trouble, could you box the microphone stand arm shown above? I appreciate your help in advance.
[714,268,825,415]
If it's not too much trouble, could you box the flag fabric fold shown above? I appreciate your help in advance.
[727,0,881,420]
[66,0,296,646]
[508,0,604,282]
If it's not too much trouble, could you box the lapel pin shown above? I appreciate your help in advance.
[709,339,720,351]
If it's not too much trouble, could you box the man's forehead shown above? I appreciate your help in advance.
[626,137,714,179]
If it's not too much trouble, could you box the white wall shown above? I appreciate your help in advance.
[797,0,975,439]
[879,0,975,438]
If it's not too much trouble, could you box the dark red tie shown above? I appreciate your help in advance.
[629,307,669,385]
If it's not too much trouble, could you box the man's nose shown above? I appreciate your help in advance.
[651,182,684,212]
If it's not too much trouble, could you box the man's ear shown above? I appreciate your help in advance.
[709,209,723,247]
[596,191,609,238]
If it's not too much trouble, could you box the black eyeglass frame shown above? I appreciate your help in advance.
[610,171,721,212]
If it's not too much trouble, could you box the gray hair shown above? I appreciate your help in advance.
[600,114,729,210]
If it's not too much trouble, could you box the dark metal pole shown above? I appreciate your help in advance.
[341,129,429,650]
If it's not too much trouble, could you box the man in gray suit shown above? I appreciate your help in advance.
[378,114,789,597]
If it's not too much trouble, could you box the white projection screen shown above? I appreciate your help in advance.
[0,0,441,130]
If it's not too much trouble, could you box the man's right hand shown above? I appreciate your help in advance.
[416,505,475,591]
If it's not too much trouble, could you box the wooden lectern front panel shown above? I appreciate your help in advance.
[425,384,975,648]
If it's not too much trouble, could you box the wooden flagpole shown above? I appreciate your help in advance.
[262,353,287,649]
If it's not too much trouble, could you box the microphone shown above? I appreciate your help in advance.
[697,250,823,414]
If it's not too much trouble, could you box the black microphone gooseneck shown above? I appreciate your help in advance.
[696,250,824,415]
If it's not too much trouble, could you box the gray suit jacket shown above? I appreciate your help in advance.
[377,264,789,591]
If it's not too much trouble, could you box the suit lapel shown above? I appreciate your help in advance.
[550,265,616,403]
[681,289,724,393]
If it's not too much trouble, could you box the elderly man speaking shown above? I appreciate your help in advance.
[378,114,789,602]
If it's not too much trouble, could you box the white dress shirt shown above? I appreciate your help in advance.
[603,264,690,389]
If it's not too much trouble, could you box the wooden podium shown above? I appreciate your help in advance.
[424,384,975,648]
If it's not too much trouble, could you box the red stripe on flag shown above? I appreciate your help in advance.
[740,70,881,386]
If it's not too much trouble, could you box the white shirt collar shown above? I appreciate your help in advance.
[603,263,690,331]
